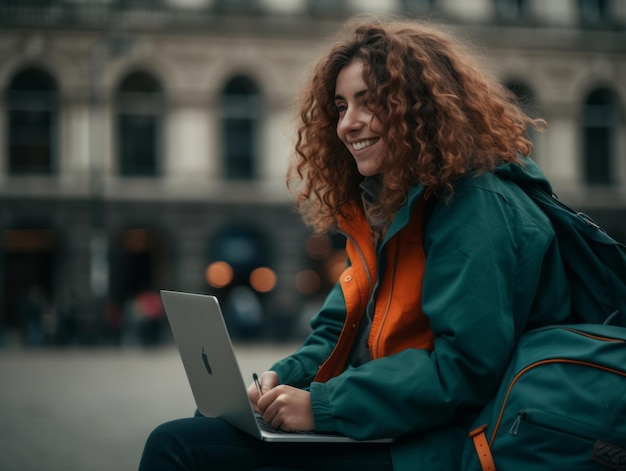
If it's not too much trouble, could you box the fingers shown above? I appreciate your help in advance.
[258,385,314,432]
[248,370,315,432]
[259,371,279,393]
[247,382,262,413]
[247,371,279,413]
[261,391,286,430]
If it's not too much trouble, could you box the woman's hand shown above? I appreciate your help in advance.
[257,384,315,433]
[247,371,279,413]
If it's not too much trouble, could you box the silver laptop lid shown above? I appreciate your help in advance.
[160,290,262,439]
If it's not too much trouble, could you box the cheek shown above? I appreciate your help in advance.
[369,116,383,134]
[336,121,341,137]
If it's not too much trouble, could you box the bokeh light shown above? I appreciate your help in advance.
[325,253,347,283]
[305,234,332,260]
[295,269,322,295]
[205,261,234,288]
[249,267,277,293]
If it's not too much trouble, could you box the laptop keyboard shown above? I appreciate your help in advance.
[255,415,315,435]
[256,415,283,433]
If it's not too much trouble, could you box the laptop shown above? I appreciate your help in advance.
[160,290,392,443]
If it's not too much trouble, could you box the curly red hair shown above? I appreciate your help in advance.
[288,17,545,233]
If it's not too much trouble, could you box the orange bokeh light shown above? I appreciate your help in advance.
[205,261,234,288]
[249,267,277,293]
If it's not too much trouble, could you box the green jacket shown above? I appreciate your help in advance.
[271,159,572,470]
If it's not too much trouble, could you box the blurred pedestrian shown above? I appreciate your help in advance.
[16,285,45,347]
[134,290,165,347]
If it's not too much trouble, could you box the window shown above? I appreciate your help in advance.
[579,0,612,25]
[5,67,58,175]
[401,0,436,13]
[220,75,261,180]
[214,0,260,12]
[582,87,620,186]
[309,0,346,14]
[115,71,164,177]
[494,0,530,22]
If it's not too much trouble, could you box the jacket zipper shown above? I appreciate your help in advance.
[371,240,399,359]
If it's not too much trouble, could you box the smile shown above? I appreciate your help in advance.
[351,138,379,151]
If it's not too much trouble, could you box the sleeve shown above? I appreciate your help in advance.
[308,182,559,440]
[269,281,347,388]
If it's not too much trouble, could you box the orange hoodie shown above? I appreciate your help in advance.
[314,200,434,383]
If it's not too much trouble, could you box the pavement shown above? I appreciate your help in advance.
[0,342,299,471]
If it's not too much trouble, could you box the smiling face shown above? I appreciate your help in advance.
[334,60,386,177]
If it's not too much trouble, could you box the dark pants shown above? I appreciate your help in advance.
[138,415,394,471]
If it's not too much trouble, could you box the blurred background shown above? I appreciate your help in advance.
[0,1,625,470]
[0,0,624,350]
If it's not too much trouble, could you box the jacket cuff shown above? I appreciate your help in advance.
[309,381,334,432]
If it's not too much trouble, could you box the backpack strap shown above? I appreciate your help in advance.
[515,180,626,326]
[469,424,497,471]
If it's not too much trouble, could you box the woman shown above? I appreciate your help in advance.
[139,17,571,471]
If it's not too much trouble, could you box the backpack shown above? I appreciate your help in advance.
[461,182,626,470]
[518,183,626,327]
[461,323,626,471]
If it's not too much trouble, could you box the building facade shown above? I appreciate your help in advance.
[0,0,624,345]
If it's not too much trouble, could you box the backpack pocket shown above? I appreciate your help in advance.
[503,408,626,470]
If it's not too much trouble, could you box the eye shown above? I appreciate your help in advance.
[361,96,373,112]
[335,102,347,114]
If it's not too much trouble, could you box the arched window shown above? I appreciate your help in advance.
[5,67,59,175]
[115,71,164,177]
[495,0,530,22]
[309,0,346,14]
[579,0,612,26]
[582,87,620,186]
[401,0,436,13]
[220,75,261,180]
[214,0,260,13]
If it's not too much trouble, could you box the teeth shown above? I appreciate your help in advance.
[352,138,377,151]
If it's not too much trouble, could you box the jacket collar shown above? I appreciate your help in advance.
[383,184,426,244]
[336,183,427,247]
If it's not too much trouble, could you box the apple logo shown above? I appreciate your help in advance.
[201,347,212,375]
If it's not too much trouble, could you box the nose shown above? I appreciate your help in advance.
[337,106,365,137]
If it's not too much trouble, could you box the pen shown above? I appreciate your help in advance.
[253,372,263,397]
